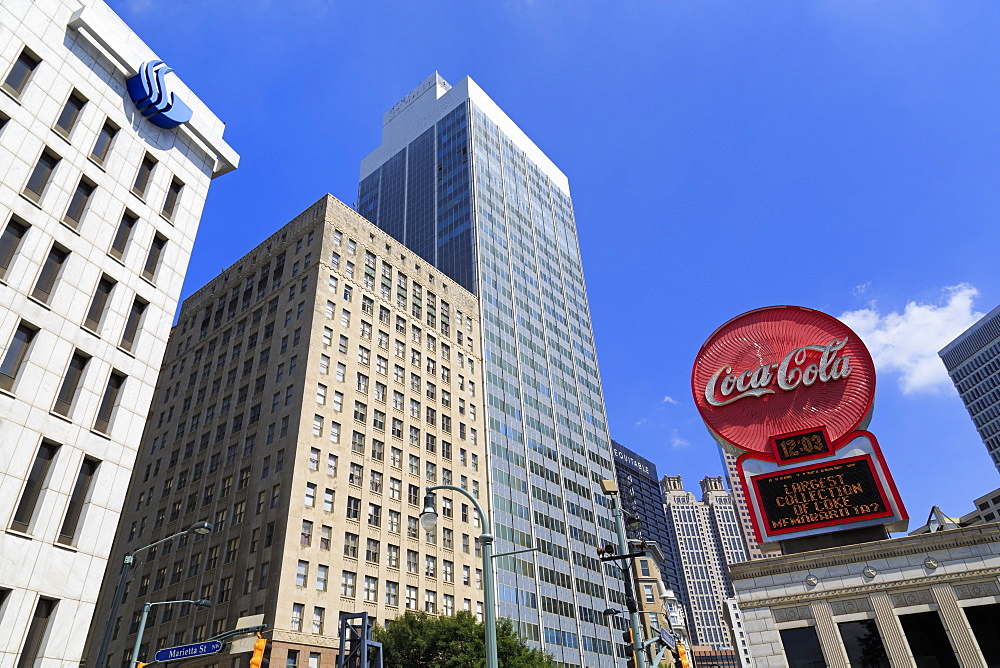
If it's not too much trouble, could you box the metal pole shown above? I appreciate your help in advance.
[424,484,497,668]
[611,493,647,668]
[130,601,152,668]
[481,531,498,668]
[95,552,134,668]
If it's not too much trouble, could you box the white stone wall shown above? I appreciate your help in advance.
[0,0,236,664]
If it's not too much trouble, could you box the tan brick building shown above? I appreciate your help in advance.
[83,195,489,667]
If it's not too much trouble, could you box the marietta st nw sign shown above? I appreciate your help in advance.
[155,640,223,662]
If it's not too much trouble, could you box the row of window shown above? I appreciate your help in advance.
[7,440,99,544]
[0,320,127,431]
[289,591,480,631]
[5,47,186,219]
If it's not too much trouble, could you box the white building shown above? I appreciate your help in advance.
[0,1,237,664]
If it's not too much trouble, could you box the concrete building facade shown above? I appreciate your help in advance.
[83,196,489,667]
[939,304,1000,473]
[358,73,622,665]
[0,1,236,665]
[661,475,748,650]
[730,524,1000,668]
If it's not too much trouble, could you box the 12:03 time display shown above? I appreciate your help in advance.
[774,429,832,463]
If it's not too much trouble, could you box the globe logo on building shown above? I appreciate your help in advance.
[126,60,192,129]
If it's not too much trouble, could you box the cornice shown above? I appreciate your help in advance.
[730,524,1000,580]
[739,566,1000,609]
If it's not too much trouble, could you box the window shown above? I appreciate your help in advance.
[0,322,38,392]
[3,48,40,98]
[364,576,378,602]
[109,212,139,260]
[312,607,325,634]
[406,586,418,610]
[0,216,28,280]
[305,483,317,507]
[344,531,359,558]
[32,244,68,303]
[143,234,167,282]
[386,581,399,606]
[63,178,95,228]
[296,560,308,587]
[341,571,356,597]
[368,503,381,527]
[90,120,118,165]
[346,496,361,521]
[388,510,401,533]
[94,370,126,434]
[133,154,157,198]
[120,298,148,352]
[84,275,115,332]
[162,178,184,219]
[290,603,304,631]
[54,90,87,137]
[11,440,60,533]
[53,351,89,416]
[316,564,329,591]
[16,597,56,668]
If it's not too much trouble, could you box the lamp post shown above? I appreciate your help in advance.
[130,598,211,667]
[420,485,497,668]
[600,480,647,668]
[95,520,213,668]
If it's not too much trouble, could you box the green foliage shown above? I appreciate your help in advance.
[373,611,555,668]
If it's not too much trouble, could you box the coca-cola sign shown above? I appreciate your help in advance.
[692,306,875,457]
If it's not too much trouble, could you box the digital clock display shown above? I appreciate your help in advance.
[772,429,832,463]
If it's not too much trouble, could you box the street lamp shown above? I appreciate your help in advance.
[599,479,648,668]
[131,598,211,667]
[95,520,213,668]
[420,485,497,668]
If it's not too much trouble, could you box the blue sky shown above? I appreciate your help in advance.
[110,0,1000,528]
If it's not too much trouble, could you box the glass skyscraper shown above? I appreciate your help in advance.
[360,73,623,665]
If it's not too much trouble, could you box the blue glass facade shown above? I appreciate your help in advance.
[360,83,623,665]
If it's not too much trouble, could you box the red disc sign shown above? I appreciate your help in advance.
[692,306,875,456]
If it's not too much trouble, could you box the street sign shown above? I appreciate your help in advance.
[230,614,265,653]
[155,640,223,662]
[658,628,676,650]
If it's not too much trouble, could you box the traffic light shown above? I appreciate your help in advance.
[623,628,637,668]
[249,634,268,668]
[676,642,690,668]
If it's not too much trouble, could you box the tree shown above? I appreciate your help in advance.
[373,611,555,668]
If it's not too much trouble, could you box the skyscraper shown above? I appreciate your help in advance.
[0,1,237,664]
[661,476,748,650]
[360,73,623,665]
[84,196,490,667]
[720,451,765,560]
[939,305,1000,473]
[611,440,683,602]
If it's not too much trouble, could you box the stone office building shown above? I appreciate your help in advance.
[730,524,1000,667]
[0,0,237,664]
[84,196,489,667]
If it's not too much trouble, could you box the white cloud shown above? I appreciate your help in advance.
[662,395,678,405]
[839,284,983,394]
[671,430,691,449]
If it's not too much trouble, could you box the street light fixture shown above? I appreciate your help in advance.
[95,520,213,668]
[420,485,497,668]
[131,598,211,667]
